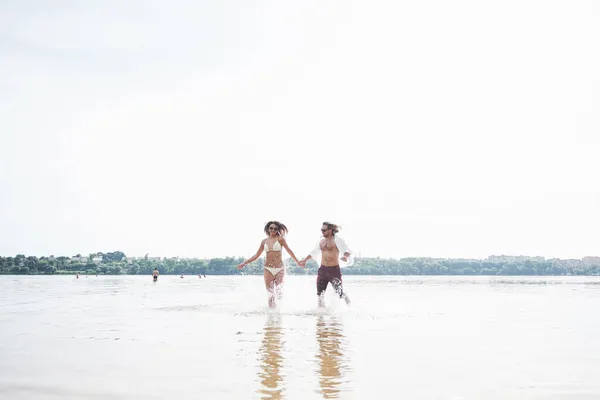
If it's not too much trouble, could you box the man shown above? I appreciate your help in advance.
[152,268,159,282]
[299,222,353,307]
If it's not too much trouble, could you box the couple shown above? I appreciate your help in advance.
[237,221,353,308]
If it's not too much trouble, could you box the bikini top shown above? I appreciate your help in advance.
[264,239,282,253]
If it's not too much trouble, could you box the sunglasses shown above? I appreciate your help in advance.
[269,227,278,231]
[321,228,330,232]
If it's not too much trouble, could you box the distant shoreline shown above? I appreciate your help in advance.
[2,273,600,278]
[1,252,600,276]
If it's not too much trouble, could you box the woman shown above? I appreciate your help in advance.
[237,221,300,307]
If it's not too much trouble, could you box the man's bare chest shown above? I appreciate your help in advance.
[320,239,337,252]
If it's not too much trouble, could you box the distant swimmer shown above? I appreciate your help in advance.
[237,221,301,308]
[76,273,80,279]
[198,274,202,279]
[299,222,352,307]
[203,274,206,278]
[152,268,159,282]
[180,274,184,279]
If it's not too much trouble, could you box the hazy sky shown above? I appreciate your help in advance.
[1,0,599,260]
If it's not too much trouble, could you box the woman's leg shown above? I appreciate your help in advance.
[263,268,277,307]
[274,269,285,299]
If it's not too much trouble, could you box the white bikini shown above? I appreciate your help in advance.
[264,240,284,276]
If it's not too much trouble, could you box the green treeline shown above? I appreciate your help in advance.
[1,252,600,276]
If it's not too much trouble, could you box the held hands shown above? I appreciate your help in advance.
[340,256,348,262]
[297,259,306,268]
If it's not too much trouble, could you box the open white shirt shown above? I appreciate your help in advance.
[309,235,354,268]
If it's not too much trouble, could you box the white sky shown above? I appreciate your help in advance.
[1,0,599,260]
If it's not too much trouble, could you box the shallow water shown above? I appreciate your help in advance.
[1,275,599,399]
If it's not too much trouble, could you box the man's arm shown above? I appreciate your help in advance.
[299,239,323,267]
[298,254,312,267]
[336,236,352,262]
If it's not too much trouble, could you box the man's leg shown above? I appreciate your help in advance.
[330,278,344,298]
[330,267,350,305]
[316,267,329,307]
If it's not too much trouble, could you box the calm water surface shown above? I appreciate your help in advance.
[1,275,600,399]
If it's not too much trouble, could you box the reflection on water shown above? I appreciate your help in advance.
[316,316,347,399]
[2,276,600,399]
[257,315,285,399]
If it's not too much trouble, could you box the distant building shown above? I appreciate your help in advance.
[559,259,582,268]
[486,255,545,263]
[582,256,600,266]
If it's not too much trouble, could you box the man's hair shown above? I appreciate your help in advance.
[323,221,340,235]
[264,221,288,237]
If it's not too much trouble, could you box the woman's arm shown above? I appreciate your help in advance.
[279,238,300,265]
[298,255,312,267]
[237,240,265,269]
